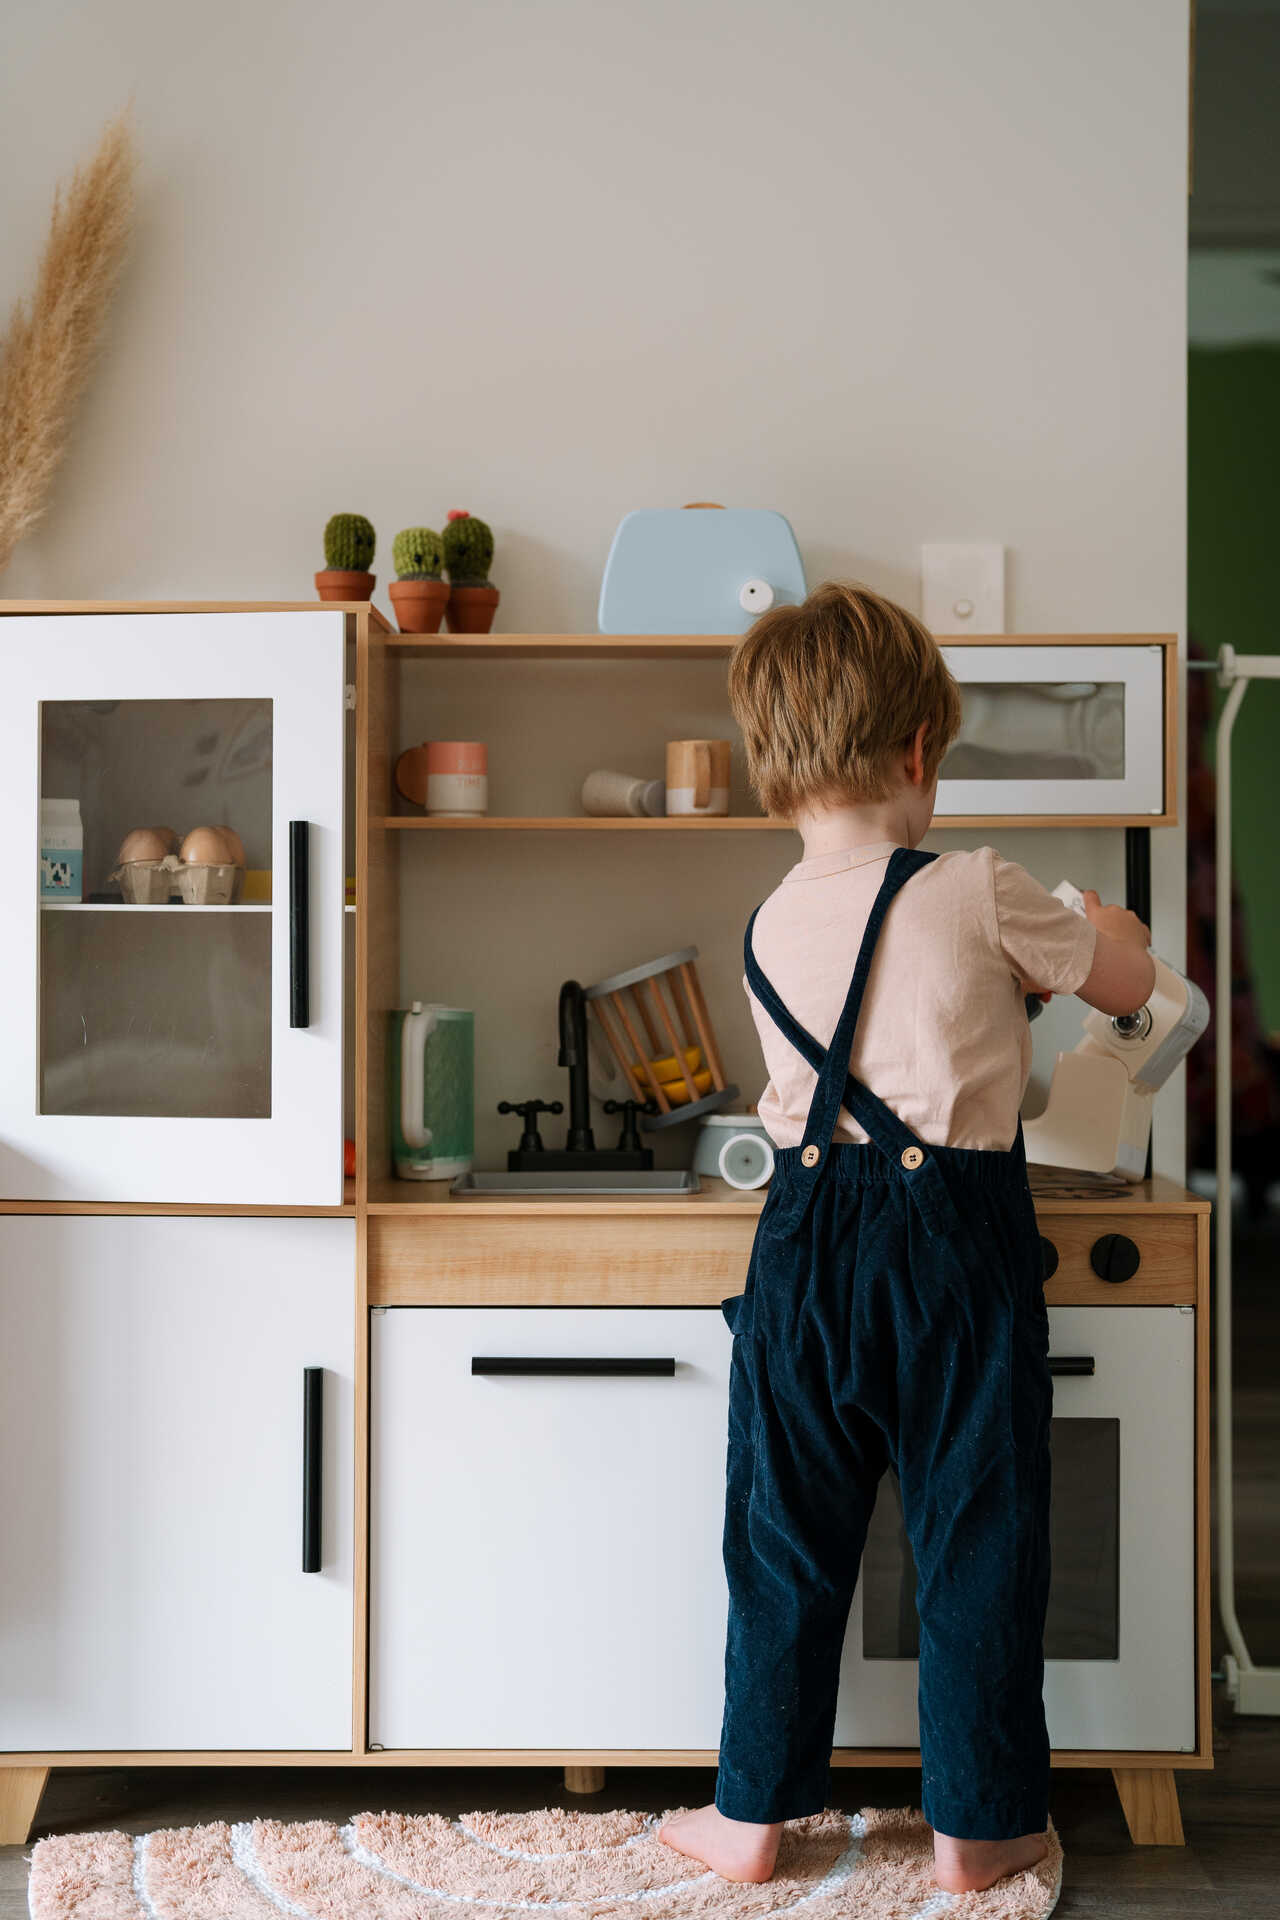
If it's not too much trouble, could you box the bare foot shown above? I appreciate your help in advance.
[933,1828,1050,1893]
[659,1804,782,1882]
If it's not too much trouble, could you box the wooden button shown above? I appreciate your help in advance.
[801,1144,821,1168]
[900,1145,924,1170]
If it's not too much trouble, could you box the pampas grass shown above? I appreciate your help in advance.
[0,112,136,575]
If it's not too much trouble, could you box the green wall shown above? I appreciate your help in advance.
[1188,345,1280,1032]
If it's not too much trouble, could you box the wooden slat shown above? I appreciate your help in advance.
[359,614,400,1192]
[1164,635,1180,825]
[681,961,727,1087]
[648,979,702,1103]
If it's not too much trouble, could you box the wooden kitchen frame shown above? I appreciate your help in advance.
[0,606,1203,1852]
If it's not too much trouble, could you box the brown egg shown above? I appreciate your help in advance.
[214,825,246,866]
[181,826,236,866]
[117,828,174,865]
[150,826,181,854]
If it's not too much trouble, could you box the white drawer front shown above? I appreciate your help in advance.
[369,1307,731,1749]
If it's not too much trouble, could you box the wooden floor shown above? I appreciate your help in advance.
[5,1208,1278,1917]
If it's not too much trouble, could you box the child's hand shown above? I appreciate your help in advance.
[1081,889,1151,951]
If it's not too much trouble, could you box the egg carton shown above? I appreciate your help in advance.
[111,855,244,906]
[177,862,244,905]
[112,858,177,904]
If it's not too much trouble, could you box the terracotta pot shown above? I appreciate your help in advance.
[389,577,450,634]
[444,583,500,634]
[315,569,375,603]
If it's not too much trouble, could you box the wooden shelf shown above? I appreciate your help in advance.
[376,814,784,831]
[376,812,1166,832]
[382,631,1175,658]
[384,632,737,658]
[361,1169,1208,1219]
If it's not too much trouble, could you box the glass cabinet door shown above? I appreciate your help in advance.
[935,645,1167,819]
[1,612,346,1204]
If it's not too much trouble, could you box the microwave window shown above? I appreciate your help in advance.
[861,1418,1120,1661]
[942,683,1125,782]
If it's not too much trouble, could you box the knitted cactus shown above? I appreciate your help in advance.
[392,527,444,580]
[323,513,375,572]
[442,509,494,585]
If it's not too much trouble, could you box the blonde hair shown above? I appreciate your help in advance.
[727,580,962,818]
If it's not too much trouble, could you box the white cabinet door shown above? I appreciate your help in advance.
[0,1216,355,1752]
[0,611,345,1203]
[936,644,1166,818]
[370,1307,731,1750]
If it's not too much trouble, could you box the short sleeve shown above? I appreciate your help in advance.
[989,850,1097,994]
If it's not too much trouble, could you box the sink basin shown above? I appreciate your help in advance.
[450,1169,700,1198]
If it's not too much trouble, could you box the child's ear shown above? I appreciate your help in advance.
[906,722,929,787]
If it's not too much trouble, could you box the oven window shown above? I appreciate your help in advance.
[942,683,1125,781]
[861,1418,1120,1660]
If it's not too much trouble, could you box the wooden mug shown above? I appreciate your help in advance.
[665,739,731,816]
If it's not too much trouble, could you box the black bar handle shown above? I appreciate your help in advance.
[472,1356,676,1377]
[302,1366,323,1572]
[1048,1355,1095,1376]
[290,820,310,1029]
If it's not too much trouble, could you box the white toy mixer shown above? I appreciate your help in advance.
[1022,882,1209,1181]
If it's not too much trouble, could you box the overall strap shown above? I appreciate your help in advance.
[745,846,961,1236]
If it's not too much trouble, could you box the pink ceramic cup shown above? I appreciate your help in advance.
[426,741,488,816]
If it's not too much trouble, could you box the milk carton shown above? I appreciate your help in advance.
[40,799,83,901]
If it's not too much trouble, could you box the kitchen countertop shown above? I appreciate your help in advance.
[364,1170,1209,1216]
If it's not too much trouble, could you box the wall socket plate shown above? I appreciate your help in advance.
[921,543,1005,634]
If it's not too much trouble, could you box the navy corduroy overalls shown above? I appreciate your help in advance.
[716,846,1053,1842]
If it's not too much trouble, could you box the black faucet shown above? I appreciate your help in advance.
[557,980,595,1152]
[495,980,654,1171]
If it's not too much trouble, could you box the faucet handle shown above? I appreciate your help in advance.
[602,1097,656,1152]
[498,1099,563,1153]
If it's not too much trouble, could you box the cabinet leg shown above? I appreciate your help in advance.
[1,1767,51,1845]
[1111,1767,1185,1845]
[564,1766,606,1796]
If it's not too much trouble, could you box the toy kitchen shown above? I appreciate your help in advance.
[0,512,1209,1856]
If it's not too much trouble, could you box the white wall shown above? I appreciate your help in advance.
[1,0,1191,1171]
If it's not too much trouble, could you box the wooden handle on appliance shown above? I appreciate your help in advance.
[694,743,711,810]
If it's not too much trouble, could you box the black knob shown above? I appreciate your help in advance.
[1089,1232,1141,1284]
[1039,1236,1059,1280]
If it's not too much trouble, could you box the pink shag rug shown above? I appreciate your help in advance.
[27,1804,1063,1919]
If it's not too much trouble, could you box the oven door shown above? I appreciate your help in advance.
[835,1306,1196,1754]
[935,644,1166,819]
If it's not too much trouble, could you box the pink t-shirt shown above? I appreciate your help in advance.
[745,841,1098,1152]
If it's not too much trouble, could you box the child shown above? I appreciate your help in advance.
[660,582,1154,1893]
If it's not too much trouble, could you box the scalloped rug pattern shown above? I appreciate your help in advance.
[26,1804,1063,1920]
